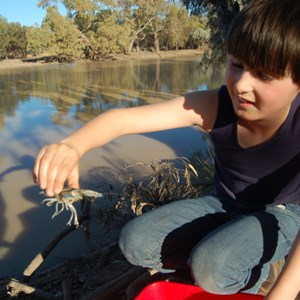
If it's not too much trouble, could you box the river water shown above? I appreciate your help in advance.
[0,56,225,277]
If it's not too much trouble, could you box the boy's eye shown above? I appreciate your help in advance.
[256,72,274,82]
[231,62,244,69]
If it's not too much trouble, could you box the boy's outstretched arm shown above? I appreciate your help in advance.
[265,230,300,300]
[33,89,218,197]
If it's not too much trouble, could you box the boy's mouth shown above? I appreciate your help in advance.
[238,96,254,105]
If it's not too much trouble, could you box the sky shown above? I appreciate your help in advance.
[0,0,66,26]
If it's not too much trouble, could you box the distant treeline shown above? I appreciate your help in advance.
[0,0,248,64]
[0,0,210,61]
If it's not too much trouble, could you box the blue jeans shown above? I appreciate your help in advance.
[119,193,300,294]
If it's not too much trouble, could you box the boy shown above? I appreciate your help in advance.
[33,0,299,298]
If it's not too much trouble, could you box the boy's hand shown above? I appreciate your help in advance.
[33,143,80,196]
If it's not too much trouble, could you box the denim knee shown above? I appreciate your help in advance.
[119,218,145,266]
[119,216,163,269]
[188,244,246,294]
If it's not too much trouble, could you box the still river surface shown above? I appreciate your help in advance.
[0,55,225,277]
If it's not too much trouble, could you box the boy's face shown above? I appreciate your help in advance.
[225,55,300,124]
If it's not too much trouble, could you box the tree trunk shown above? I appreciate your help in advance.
[154,33,160,53]
[128,38,135,54]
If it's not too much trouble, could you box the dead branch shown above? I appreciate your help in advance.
[23,200,91,279]
[80,266,145,300]
[62,280,72,300]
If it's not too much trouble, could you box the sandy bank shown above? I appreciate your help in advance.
[0,49,202,70]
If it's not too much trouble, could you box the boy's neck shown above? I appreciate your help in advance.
[237,109,290,148]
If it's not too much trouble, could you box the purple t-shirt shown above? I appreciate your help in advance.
[210,85,300,206]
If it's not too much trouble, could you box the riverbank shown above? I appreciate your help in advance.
[0,49,202,70]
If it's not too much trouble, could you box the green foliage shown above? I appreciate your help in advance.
[181,0,250,68]
[26,26,52,56]
[89,11,126,58]
[0,16,9,58]
[165,4,193,50]
[2,0,241,61]
[189,16,210,49]
[0,17,27,58]
[43,6,84,59]
[63,0,99,33]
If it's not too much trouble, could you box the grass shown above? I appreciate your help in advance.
[95,133,215,229]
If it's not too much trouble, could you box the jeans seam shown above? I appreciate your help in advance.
[272,206,300,223]
[143,239,166,265]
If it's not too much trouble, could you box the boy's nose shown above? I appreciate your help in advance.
[234,70,254,94]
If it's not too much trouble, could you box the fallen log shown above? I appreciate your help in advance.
[21,56,53,63]
[21,55,75,64]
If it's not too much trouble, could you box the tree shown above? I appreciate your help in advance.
[8,23,27,57]
[117,0,161,53]
[189,15,210,49]
[26,25,52,56]
[0,18,27,58]
[0,16,9,58]
[62,0,99,34]
[181,0,246,38]
[165,4,191,50]
[33,0,215,60]
[43,6,84,59]
[181,0,249,66]
[139,0,169,53]
[38,0,132,58]
[88,10,129,58]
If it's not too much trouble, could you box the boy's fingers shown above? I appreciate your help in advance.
[47,148,80,196]
[49,163,71,195]
[33,146,47,184]
[38,145,63,192]
[67,165,80,190]
[33,145,64,194]
[33,143,81,196]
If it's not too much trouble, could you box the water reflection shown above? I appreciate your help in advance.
[0,56,224,277]
[0,58,224,125]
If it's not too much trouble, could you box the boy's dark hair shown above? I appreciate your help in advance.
[227,0,300,84]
